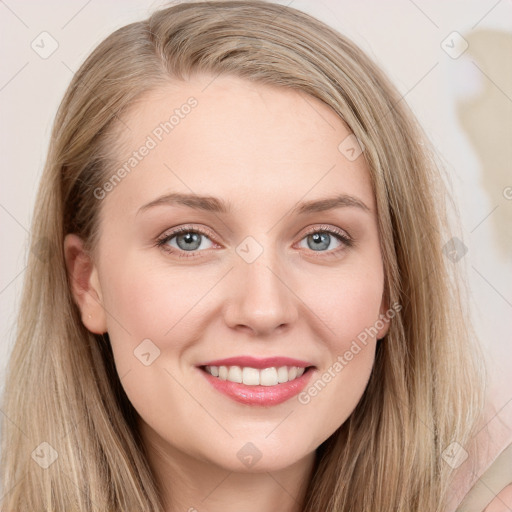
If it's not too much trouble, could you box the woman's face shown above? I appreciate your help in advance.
[67,73,389,474]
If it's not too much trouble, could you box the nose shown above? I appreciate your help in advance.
[223,253,299,337]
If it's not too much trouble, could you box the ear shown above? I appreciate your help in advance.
[377,293,391,340]
[63,233,107,334]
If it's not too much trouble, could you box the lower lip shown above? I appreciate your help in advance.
[198,367,316,406]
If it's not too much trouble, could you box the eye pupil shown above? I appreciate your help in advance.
[308,232,330,251]
[177,232,201,251]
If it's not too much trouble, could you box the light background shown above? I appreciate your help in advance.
[1,0,511,472]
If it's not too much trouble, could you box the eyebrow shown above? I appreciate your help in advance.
[137,192,370,216]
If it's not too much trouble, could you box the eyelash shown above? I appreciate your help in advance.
[156,224,354,259]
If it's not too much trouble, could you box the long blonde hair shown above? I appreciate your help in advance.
[1,1,485,510]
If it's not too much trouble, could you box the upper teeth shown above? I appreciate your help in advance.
[204,365,306,386]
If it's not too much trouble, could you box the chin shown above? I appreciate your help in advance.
[200,438,312,474]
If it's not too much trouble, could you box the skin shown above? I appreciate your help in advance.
[65,73,389,512]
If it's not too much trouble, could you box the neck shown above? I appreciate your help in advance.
[139,421,317,512]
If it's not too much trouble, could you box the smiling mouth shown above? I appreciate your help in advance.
[200,365,315,386]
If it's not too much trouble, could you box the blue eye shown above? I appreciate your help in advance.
[156,224,353,259]
[299,229,350,252]
[157,226,215,258]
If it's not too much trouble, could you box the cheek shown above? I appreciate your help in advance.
[97,256,204,431]
[305,259,385,340]
[96,253,199,387]
[294,264,384,437]
[100,251,205,336]
[297,314,379,446]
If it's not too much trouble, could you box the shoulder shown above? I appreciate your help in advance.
[483,485,512,511]
[455,441,512,512]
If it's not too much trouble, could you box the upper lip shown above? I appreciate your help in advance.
[197,356,315,369]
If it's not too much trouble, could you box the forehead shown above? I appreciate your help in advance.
[102,73,374,217]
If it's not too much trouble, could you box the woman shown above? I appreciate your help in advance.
[1,1,509,510]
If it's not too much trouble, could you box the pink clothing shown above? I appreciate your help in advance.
[447,391,512,511]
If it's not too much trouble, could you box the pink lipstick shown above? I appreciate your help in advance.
[196,356,316,406]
